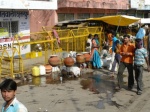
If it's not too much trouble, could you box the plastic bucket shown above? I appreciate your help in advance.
[32,66,40,76]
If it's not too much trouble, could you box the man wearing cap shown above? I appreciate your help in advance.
[0,79,28,112]
[116,34,135,90]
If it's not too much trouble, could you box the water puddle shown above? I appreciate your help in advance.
[16,69,122,109]
[80,72,122,109]
[80,73,116,93]
[17,73,79,87]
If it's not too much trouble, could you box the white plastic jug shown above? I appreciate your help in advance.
[39,65,46,75]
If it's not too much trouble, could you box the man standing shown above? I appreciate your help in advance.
[0,79,28,112]
[86,34,92,53]
[109,31,120,77]
[136,24,148,47]
[148,26,150,66]
[116,35,135,90]
[134,39,150,95]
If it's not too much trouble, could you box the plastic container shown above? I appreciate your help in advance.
[39,65,46,75]
[32,77,41,86]
[32,66,40,76]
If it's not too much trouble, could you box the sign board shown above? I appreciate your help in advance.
[145,0,150,5]
[130,0,150,10]
[0,37,30,57]
[140,18,150,24]
[0,0,57,10]
[0,10,30,39]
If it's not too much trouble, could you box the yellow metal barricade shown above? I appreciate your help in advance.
[0,48,13,78]
[71,28,89,52]
[11,47,24,78]
[0,26,105,79]
[56,29,73,52]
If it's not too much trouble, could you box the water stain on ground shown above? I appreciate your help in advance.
[80,73,116,93]
[17,73,80,87]
[16,70,122,109]
[80,72,123,109]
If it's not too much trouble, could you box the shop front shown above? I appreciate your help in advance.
[0,0,58,57]
[0,9,30,56]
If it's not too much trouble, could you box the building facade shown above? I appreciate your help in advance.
[57,0,129,22]
[0,0,57,56]
[129,0,150,18]
[57,0,150,22]
[0,0,58,35]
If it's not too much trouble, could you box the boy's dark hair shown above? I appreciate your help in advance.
[94,34,98,37]
[107,30,116,36]
[135,38,142,42]
[106,30,111,34]
[141,24,145,28]
[103,45,109,50]
[111,30,116,36]
[123,34,130,38]
[88,34,92,39]
[0,79,17,91]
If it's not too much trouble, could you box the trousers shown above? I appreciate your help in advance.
[117,62,134,88]
[134,64,144,92]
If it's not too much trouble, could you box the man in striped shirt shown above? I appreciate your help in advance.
[134,39,150,95]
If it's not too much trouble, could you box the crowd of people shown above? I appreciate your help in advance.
[85,24,150,95]
[0,24,150,112]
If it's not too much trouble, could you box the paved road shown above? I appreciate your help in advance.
[0,67,150,112]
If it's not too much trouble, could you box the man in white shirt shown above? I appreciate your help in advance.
[86,34,92,53]
[0,79,28,112]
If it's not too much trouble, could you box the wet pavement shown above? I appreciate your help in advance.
[7,68,119,111]
[0,66,150,112]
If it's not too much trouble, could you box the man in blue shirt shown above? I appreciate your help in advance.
[110,31,121,77]
[136,24,148,47]
[134,39,150,95]
[0,79,28,112]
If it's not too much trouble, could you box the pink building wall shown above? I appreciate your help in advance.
[58,0,129,9]
[29,0,129,33]
[29,10,58,33]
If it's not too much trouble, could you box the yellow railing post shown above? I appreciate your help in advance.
[0,48,12,78]
[0,57,2,80]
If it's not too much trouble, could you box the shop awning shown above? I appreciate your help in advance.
[88,15,141,26]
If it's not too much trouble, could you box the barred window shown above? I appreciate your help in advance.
[10,21,18,36]
[0,21,18,37]
[77,13,90,19]
[93,13,104,17]
[58,13,74,22]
